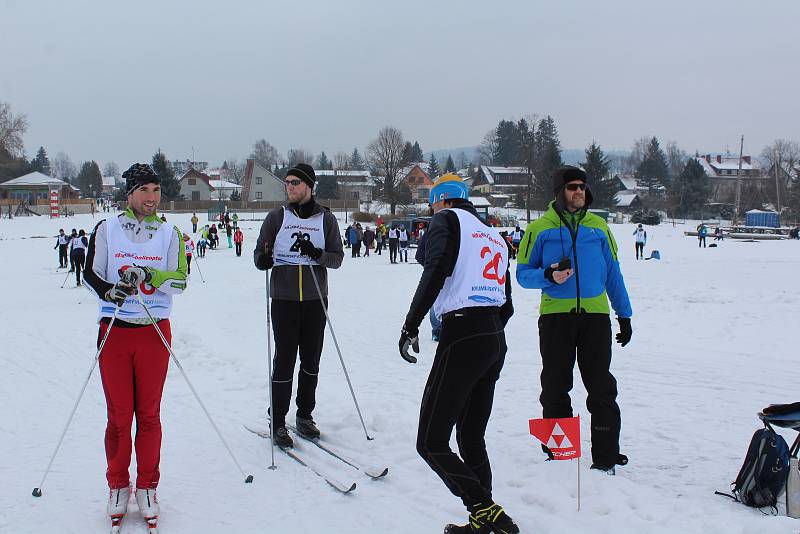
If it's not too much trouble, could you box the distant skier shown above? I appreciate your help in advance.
[399,174,517,534]
[68,229,78,272]
[54,228,70,268]
[190,213,199,233]
[208,224,218,249]
[183,233,194,274]
[697,223,708,248]
[510,225,524,260]
[388,223,399,263]
[234,227,244,257]
[398,224,409,262]
[70,229,88,286]
[633,223,647,260]
[83,163,187,531]
[197,236,207,257]
[226,222,233,248]
[362,226,375,257]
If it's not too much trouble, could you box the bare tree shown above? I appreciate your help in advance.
[226,158,247,185]
[760,139,800,171]
[760,139,800,211]
[0,101,28,156]
[250,139,279,169]
[103,161,119,178]
[665,141,687,185]
[286,148,314,167]
[367,126,407,214]
[477,128,497,165]
[333,151,350,171]
[623,136,651,174]
[52,152,78,183]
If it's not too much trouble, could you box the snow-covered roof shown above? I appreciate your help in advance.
[745,209,777,214]
[470,196,491,207]
[316,170,371,177]
[484,166,528,174]
[208,180,242,190]
[614,192,639,207]
[0,172,67,187]
[616,176,638,190]
[102,176,116,187]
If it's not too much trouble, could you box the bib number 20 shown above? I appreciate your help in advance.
[480,247,506,285]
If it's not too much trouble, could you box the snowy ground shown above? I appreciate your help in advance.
[1,210,799,534]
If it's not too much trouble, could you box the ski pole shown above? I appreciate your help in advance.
[59,269,72,288]
[33,307,120,497]
[305,261,373,441]
[265,270,276,470]
[193,255,206,283]
[135,292,254,484]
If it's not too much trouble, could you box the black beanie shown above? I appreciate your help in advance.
[123,163,160,195]
[287,163,316,189]
[552,165,587,194]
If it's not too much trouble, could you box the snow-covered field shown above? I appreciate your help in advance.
[1,210,799,534]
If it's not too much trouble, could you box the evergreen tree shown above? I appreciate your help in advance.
[76,161,103,198]
[582,142,614,208]
[533,116,563,209]
[444,154,456,173]
[402,142,414,164]
[152,149,181,200]
[637,137,669,196]
[32,146,51,175]
[316,175,339,199]
[672,158,710,218]
[350,147,364,170]
[316,151,332,170]
[410,141,424,162]
[428,154,440,179]
[492,120,521,166]
[222,160,229,170]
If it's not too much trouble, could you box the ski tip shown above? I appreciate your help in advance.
[245,474,254,483]
[345,482,357,493]
[368,467,389,479]
[32,487,42,497]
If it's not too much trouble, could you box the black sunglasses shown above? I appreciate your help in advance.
[565,183,587,191]
[285,179,303,186]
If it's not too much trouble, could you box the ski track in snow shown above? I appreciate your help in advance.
[1,213,799,533]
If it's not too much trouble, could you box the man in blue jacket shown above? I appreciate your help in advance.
[516,166,633,474]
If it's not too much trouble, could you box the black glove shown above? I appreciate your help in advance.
[616,317,632,347]
[543,266,556,283]
[298,238,323,261]
[105,279,137,306]
[399,324,420,363]
[118,265,151,286]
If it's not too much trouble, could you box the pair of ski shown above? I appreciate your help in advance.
[110,514,158,533]
[245,424,388,494]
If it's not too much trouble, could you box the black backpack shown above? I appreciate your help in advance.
[717,423,790,511]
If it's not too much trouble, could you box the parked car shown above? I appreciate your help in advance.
[631,209,661,225]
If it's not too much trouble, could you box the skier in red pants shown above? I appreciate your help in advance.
[84,163,188,531]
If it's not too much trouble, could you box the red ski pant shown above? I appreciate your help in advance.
[98,320,171,490]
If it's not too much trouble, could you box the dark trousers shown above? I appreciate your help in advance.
[186,255,192,274]
[376,240,383,254]
[698,236,706,248]
[389,238,399,262]
[417,312,506,507]
[72,250,85,285]
[192,223,197,233]
[58,244,68,267]
[235,242,242,256]
[270,298,327,427]
[635,242,644,259]
[538,313,620,465]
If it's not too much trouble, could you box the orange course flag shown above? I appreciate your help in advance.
[529,416,581,460]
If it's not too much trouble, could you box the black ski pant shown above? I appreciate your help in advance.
[58,244,68,267]
[71,250,85,285]
[186,255,192,274]
[417,310,506,508]
[635,242,644,259]
[235,242,242,256]
[698,236,706,248]
[389,238,398,262]
[269,298,327,427]
[538,313,620,466]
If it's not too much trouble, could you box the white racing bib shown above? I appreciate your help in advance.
[433,209,508,318]
[99,217,174,320]
[273,208,325,266]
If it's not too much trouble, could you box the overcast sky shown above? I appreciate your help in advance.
[2,0,798,169]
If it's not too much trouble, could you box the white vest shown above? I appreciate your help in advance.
[58,235,70,245]
[99,217,174,320]
[398,230,408,242]
[184,240,194,255]
[388,228,398,239]
[635,229,646,243]
[511,230,523,242]
[273,208,325,266]
[433,209,508,318]
[71,236,87,252]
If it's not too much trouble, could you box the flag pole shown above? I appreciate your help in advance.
[577,456,581,512]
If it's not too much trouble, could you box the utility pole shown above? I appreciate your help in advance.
[775,149,782,213]
[733,135,744,225]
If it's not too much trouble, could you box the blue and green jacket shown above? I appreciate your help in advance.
[516,202,632,317]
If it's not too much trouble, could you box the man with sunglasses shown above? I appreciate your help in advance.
[254,163,344,448]
[516,165,633,474]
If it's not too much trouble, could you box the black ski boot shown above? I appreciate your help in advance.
[590,453,628,475]
[466,502,519,534]
[273,426,293,449]
[444,522,488,533]
[295,416,321,439]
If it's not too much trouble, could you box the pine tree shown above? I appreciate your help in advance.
[316,175,339,199]
[316,151,332,170]
[582,141,614,208]
[673,158,710,218]
[32,146,51,176]
[152,149,181,200]
[350,147,364,170]
[444,154,456,173]
[637,137,669,196]
[492,120,521,166]
[402,142,414,164]
[76,161,103,198]
[428,154,440,179]
[411,141,424,162]
[533,116,563,209]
